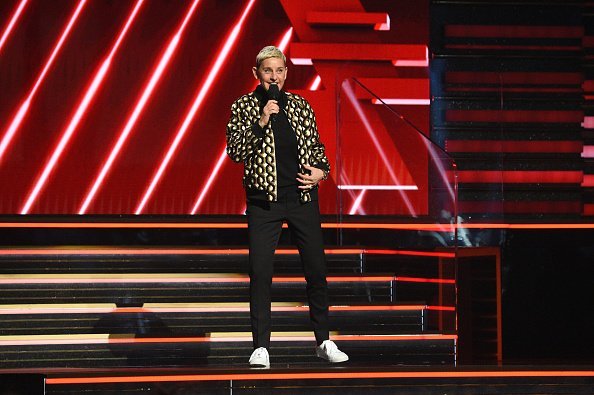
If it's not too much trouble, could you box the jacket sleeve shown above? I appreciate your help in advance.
[226,98,263,163]
[304,100,331,173]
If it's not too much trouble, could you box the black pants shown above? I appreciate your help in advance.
[246,191,329,349]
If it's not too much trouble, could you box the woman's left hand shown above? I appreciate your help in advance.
[297,165,325,190]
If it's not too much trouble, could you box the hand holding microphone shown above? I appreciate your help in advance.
[258,83,280,128]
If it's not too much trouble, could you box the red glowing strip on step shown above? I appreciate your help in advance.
[21,0,146,214]
[395,277,456,285]
[3,222,594,230]
[426,306,456,311]
[45,370,594,385]
[137,0,257,214]
[78,0,201,214]
[0,0,87,163]
[4,333,456,347]
[0,0,28,54]
[0,275,394,284]
[0,304,428,315]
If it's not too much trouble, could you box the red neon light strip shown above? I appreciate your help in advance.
[78,0,201,214]
[0,275,394,284]
[136,0,257,214]
[0,304,428,315]
[191,26,292,215]
[426,306,456,311]
[0,0,87,164]
[3,221,594,230]
[0,0,28,54]
[20,0,146,214]
[395,277,456,285]
[1,333,456,347]
[45,370,594,385]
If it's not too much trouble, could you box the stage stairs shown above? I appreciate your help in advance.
[0,244,457,369]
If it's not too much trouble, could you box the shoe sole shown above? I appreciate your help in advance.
[249,364,270,369]
[316,351,349,363]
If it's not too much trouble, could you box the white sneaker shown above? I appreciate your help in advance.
[315,340,349,363]
[249,347,270,368]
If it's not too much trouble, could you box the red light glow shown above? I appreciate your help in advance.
[0,0,28,54]
[78,0,201,214]
[136,0,257,214]
[0,0,88,164]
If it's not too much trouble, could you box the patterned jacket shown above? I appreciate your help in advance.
[226,88,330,203]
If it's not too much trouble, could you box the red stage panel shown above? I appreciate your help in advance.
[306,11,390,30]
[290,43,427,64]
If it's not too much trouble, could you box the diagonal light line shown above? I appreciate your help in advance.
[78,0,201,215]
[0,0,87,165]
[308,75,321,91]
[21,0,146,215]
[136,0,258,215]
[276,26,293,52]
[0,0,28,54]
[189,25,293,215]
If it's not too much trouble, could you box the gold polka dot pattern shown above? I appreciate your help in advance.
[226,91,330,203]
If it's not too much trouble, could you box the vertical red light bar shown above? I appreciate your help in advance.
[20,0,146,215]
[0,0,87,164]
[135,0,257,215]
[0,0,28,54]
[189,26,293,215]
[78,0,201,214]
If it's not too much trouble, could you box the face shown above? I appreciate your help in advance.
[252,57,287,91]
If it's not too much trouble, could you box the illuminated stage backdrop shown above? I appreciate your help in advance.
[0,0,429,215]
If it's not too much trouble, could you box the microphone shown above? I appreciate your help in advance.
[267,83,280,121]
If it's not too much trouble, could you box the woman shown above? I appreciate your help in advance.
[226,46,348,368]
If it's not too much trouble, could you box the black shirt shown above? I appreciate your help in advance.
[253,85,299,191]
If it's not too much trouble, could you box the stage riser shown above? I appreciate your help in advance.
[0,340,456,369]
[0,254,444,276]
[0,282,394,305]
[46,379,594,395]
[0,310,425,336]
[0,245,459,369]
[394,283,455,305]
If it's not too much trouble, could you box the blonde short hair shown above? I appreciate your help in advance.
[255,46,286,68]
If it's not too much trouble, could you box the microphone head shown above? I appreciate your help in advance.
[267,83,280,101]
